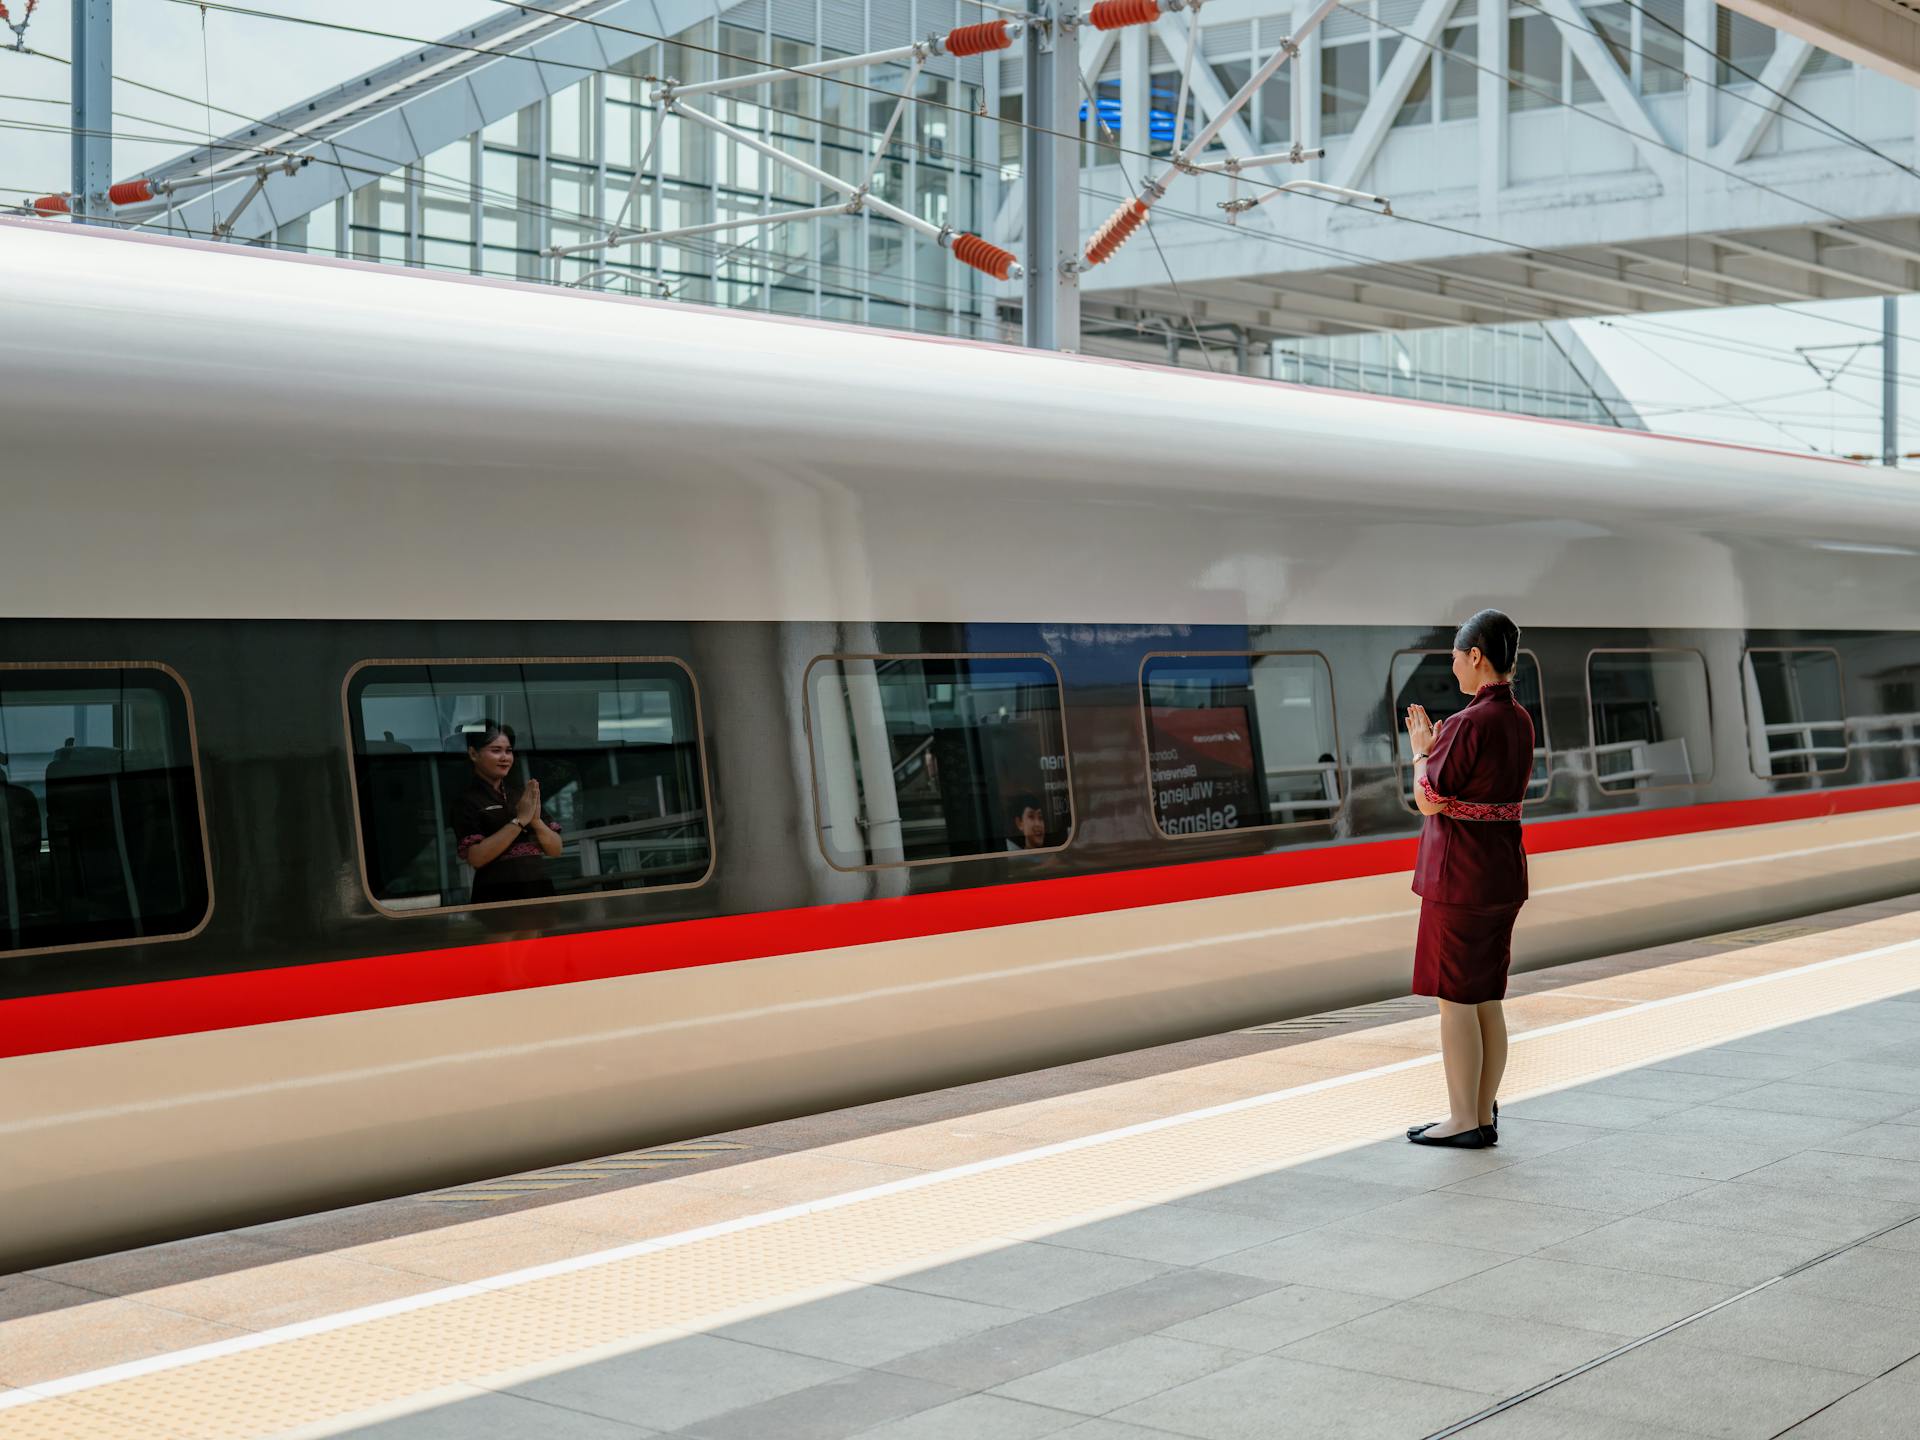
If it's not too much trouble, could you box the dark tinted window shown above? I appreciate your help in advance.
[806,655,1070,867]
[0,667,209,953]
[1142,652,1341,837]
[348,660,712,910]
[1742,649,1847,778]
[1588,650,1714,791]
[1851,648,1920,782]
[1392,650,1551,806]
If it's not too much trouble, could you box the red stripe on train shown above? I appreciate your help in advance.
[5,780,1919,1059]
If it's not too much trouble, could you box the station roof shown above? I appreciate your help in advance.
[1727,0,1920,87]
[120,0,716,240]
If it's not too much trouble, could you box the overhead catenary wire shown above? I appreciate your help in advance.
[1354,1,1920,273]
[1598,0,1920,184]
[1074,62,1221,370]
[1508,0,1920,186]
[9,0,1913,320]
[52,0,1894,327]
[14,1,1022,281]
[1595,312,1920,399]
[442,0,1920,312]
[1596,314,1840,452]
[0,58,1019,313]
[3,18,1758,366]
[0,90,1869,365]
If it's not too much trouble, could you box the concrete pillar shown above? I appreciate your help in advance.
[1685,0,1714,155]
[1478,0,1507,218]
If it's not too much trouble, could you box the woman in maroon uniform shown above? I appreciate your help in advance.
[1404,609,1534,1149]
[451,720,565,904]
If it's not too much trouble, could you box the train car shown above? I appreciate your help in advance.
[3,217,1918,1269]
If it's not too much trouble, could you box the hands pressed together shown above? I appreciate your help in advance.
[1407,704,1438,758]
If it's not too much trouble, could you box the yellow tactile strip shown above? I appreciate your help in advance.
[4,927,1918,1440]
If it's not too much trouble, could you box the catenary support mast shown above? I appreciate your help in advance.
[70,0,111,224]
[1022,2,1080,350]
[1884,296,1899,469]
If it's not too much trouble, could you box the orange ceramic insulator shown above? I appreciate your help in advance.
[29,193,70,215]
[942,20,1012,56]
[1087,0,1160,30]
[950,232,1018,281]
[109,179,157,206]
[1084,198,1149,266]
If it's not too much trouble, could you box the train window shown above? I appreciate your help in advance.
[1141,652,1341,838]
[0,665,210,955]
[1587,649,1715,792]
[1391,649,1552,807]
[1742,648,1847,779]
[805,654,1072,869]
[345,659,713,912]
[1850,648,1920,782]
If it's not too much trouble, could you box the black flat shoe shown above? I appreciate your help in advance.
[1414,1100,1498,1142]
[1409,1126,1490,1149]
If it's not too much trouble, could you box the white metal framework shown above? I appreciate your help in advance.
[13,0,1902,397]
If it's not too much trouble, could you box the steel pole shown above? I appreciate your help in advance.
[1021,3,1079,351]
[1884,295,1899,469]
[70,0,112,224]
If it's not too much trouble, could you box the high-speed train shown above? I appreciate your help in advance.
[3,217,1918,1269]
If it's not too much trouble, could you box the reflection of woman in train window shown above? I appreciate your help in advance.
[1403,609,1534,1150]
[450,720,562,903]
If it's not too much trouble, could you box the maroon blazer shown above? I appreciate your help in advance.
[1411,681,1534,906]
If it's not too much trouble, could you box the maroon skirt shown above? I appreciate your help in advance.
[1413,899,1522,1004]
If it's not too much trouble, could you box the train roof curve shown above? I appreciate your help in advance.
[4,217,1918,630]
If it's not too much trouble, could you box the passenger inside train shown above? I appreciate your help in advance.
[450,720,564,905]
[1005,792,1049,851]
[349,660,714,910]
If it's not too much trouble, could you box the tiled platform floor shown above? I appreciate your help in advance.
[5,895,1920,1439]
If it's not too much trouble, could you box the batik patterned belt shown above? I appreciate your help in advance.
[1419,774,1523,821]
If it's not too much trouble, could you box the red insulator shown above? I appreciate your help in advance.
[942,20,1012,56]
[1087,0,1160,31]
[1084,198,1149,266]
[29,193,70,215]
[109,179,157,206]
[950,232,1018,281]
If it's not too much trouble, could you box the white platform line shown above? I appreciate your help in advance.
[5,931,1917,1413]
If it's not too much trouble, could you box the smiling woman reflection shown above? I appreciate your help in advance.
[450,720,563,904]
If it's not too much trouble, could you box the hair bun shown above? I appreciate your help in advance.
[1454,608,1519,673]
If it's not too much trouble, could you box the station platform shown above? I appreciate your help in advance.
[5,897,1920,1440]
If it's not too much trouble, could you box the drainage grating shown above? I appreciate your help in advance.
[1243,997,1434,1036]
[427,1140,747,1204]
[1703,922,1826,948]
